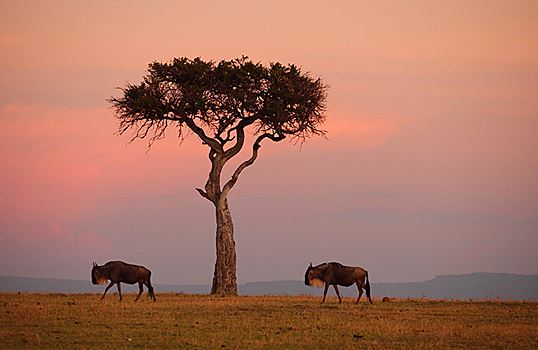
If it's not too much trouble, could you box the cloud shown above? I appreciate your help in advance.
[323,113,401,149]
[1,104,111,219]
[0,103,208,220]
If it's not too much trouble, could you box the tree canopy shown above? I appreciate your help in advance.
[110,56,327,151]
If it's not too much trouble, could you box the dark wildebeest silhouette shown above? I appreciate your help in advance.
[91,261,156,301]
[305,262,372,304]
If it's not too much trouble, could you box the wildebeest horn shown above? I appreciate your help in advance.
[93,262,97,267]
[309,262,313,267]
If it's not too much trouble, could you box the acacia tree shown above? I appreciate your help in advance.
[110,57,327,295]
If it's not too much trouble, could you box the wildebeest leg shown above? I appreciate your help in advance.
[145,281,156,302]
[333,285,342,303]
[355,282,363,303]
[322,283,329,303]
[117,282,122,301]
[101,281,115,300]
[135,282,144,301]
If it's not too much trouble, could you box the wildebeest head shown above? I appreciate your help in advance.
[91,262,108,285]
[304,262,325,288]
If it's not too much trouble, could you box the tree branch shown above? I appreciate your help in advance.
[182,118,223,153]
[196,187,212,202]
[222,114,260,161]
[220,132,285,203]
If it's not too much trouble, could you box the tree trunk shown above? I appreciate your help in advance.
[211,197,238,295]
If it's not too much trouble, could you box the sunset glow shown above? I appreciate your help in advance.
[1,1,537,284]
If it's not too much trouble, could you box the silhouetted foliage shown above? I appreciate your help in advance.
[110,56,326,148]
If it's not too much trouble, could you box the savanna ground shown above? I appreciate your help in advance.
[1,293,537,349]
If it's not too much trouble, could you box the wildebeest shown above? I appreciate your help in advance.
[91,261,156,301]
[305,262,372,304]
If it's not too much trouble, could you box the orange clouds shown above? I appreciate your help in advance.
[0,103,208,220]
[1,104,108,218]
[323,114,401,149]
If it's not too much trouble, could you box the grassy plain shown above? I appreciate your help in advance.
[0,293,537,349]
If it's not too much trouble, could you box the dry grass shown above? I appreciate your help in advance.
[1,293,537,349]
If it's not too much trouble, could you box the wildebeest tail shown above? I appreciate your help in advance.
[365,270,372,304]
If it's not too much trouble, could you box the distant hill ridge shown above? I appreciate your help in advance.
[1,273,537,300]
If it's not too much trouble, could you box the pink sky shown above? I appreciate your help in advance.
[1,1,537,284]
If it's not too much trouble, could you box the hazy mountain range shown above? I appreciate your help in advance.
[1,273,537,300]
